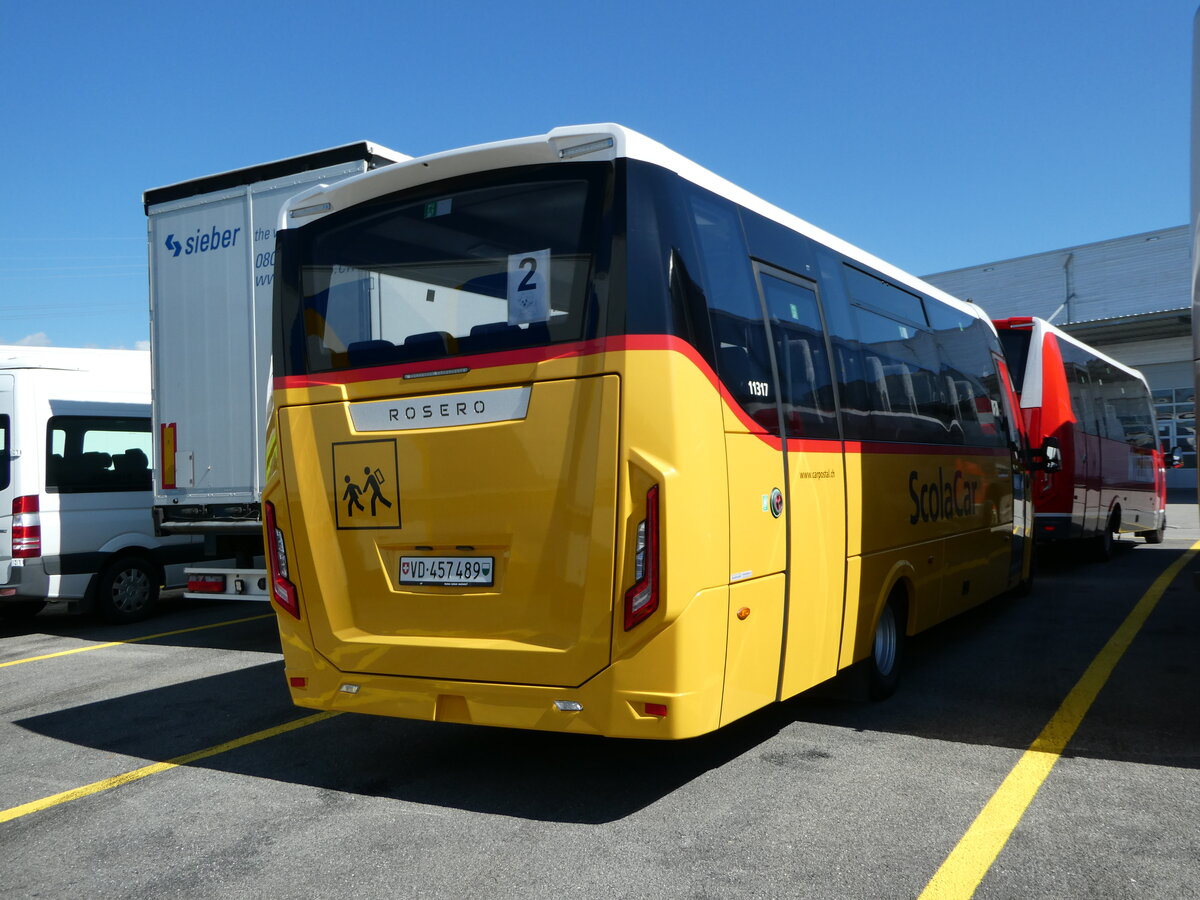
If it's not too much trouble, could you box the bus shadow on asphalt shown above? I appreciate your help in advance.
[794,539,1200,771]
[11,539,1198,823]
[0,598,281,654]
[12,659,806,823]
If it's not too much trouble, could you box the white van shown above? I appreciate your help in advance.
[0,347,203,622]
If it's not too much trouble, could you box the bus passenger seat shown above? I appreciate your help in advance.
[404,331,459,355]
[347,340,400,368]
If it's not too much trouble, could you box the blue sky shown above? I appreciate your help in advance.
[1,0,1194,349]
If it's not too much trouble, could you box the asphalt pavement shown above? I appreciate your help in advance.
[1,499,1198,899]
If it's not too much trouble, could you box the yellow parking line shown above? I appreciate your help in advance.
[0,711,339,824]
[0,613,276,669]
[919,540,1200,899]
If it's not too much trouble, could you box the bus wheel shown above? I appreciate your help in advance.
[1138,516,1166,544]
[0,600,46,621]
[1094,512,1118,561]
[869,595,905,700]
[95,555,160,624]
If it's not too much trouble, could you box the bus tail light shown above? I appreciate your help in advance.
[624,484,660,630]
[12,495,41,559]
[264,501,300,619]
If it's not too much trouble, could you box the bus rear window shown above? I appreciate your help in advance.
[292,168,610,373]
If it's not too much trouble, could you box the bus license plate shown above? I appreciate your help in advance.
[400,556,494,587]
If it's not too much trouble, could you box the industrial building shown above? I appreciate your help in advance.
[924,225,1193,487]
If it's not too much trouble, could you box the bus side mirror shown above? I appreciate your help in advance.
[1165,447,1184,469]
[1038,437,1062,473]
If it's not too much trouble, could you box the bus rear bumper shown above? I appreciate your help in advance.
[282,657,722,740]
[275,590,731,740]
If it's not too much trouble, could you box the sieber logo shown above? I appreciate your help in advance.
[163,225,242,259]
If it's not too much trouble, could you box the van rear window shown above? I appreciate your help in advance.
[46,416,152,494]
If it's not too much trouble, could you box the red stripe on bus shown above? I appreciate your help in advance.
[273,334,1012,458]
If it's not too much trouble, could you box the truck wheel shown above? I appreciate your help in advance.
[0,599,46,620]
[95,555,159,624]
[868,593,905,700]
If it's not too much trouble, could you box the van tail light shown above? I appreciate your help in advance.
[624,485,660,630]
[12,495,41,559]
[264,501,300,619]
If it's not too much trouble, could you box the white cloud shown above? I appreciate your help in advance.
[16,332,52,347]
[134,340,150,351]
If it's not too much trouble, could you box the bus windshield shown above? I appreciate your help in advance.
[289,165,613,374]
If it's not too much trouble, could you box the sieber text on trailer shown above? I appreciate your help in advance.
[163,226,242,258]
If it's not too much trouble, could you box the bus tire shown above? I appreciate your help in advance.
[1093,511,1118,561]
[868,593,905,700]
[1138,516,1166,544]
[0,599,46,620]
[95,555,160,624]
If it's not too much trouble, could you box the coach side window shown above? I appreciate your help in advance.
[927,305,1010,448]
[756,268,839,439]
[684,189,778,432]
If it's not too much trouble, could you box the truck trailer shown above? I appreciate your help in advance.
[144,142,408,599]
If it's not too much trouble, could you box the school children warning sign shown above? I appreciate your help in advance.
[332,439,402,530]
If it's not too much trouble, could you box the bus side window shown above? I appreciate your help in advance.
[851,303,952,443]
[711,309,779,432]
[680,187,776,432]
[928,307,1009,448]
[756,271,838,439]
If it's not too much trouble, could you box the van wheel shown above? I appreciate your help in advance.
[0,600,46,620]
[96,556,159,624]
[869,594,905,700]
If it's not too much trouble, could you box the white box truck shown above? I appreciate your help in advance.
[144,143,408,600]
[0,346,204,622]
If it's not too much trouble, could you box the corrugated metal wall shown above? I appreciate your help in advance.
[925,225,1189,324]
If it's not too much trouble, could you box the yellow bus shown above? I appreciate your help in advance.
[264,124,1035,739]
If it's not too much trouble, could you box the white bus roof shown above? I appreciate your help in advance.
[1020,317,1148,383]
[279,124,988,327]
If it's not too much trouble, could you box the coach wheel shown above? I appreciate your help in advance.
[1138,515,1166,545]
[0,599,46,621]
[869,593,905,700]
[95,555,160,624]
[1094,511,1118,562]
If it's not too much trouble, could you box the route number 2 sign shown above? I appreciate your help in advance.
[507,248,551,325]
